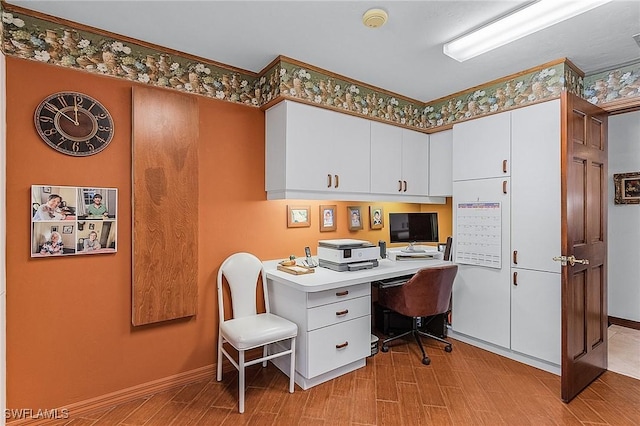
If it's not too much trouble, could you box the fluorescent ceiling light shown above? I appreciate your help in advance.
[443,0,612,62]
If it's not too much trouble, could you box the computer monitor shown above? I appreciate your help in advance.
[389,212,439,252]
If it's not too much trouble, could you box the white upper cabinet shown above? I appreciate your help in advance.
[452,111,511,181]
[266,101,445,203]
[266,101,370,199]
[429,129,453,196]
[370,122,429,197]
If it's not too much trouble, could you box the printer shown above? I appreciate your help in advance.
[317,239,380,272]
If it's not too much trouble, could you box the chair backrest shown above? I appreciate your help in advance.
[383,264,458,318]
[217,252,270,323]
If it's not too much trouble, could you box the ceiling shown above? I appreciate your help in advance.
[5,1,640,102]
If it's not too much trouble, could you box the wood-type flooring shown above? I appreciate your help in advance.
[44,332,640,426]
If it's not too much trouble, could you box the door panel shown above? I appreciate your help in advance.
[561,92,608,402]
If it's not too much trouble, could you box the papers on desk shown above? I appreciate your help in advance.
[387,250,443,261]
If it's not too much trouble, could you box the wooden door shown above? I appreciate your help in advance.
[560,92,608,402]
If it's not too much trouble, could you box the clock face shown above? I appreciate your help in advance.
[34,92,114,156]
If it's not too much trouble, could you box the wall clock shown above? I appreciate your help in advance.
[34,91,114,156]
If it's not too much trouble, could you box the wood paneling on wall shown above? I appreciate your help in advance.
[132,87,199,325]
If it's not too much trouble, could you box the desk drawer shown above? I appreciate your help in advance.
[307,315,371,378]
[307,295,370,331]
[307,283,370,308]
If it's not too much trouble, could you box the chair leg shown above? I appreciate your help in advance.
[262,345,268,368]
[412,330,430,365]
[239,350,245,414]
[216,334,223,381]
[289,337,296,393]
[381,329,413,352]
[417,330,453,352]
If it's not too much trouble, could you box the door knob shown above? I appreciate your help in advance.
[552,255,589,266]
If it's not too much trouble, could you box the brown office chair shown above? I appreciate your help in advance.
[379,264,458,365]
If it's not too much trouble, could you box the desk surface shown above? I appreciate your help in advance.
[264,258,452,292]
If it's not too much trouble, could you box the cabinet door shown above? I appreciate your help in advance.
[429,130,452,196]
[511,100,561,273]
[286,102,336,191]
[452,111,511,181]
[370,121,403,194]
[401,129,429,196]
[331,112,371,193]
[452,177,511,348]
[511,268,561,365]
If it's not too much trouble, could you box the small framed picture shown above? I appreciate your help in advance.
[347,206,363,231]
[50,225,58,233]
[320,205,337,232]
[42,186,51,194]
[614,172,640,204]
[287,205,311,228]
[62,225,74,234]
[370,206,384,230]
[89,223,95,230]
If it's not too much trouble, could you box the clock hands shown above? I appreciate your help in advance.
[46,102,79,125]
[73,98,79,126]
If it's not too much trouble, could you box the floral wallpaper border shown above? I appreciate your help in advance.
[584,61,640,105]
[2,5,638,133]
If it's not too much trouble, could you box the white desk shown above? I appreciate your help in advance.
[264,258,451,389]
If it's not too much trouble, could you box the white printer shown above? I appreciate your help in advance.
[317,239,380,271]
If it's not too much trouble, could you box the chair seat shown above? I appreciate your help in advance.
[221,312,298,350]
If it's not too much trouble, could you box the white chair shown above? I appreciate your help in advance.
[216,252,298,413]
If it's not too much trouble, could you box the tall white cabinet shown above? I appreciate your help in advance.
[451,99,562,370]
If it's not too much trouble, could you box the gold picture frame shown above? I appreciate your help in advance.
[320,205,337,232]
[347,206,363,231]
[369,206,384,230]
[614,172,640,204]
[287,205,311,227]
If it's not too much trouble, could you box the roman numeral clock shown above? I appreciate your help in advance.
[34,91,114,156]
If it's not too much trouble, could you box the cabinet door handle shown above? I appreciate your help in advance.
[334,174,339,188]
[398,180,403,192]
[335,290,349,297]
[403,180,407,192]
[335,342,349,349]
[513,271,518,286]
[503,160,508,173]
[336,309,349,316]
[503,180,507,194]
[327,174,332,188]
[513,250,518,265]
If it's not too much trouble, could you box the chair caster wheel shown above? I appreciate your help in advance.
[422,357,431,365]
[445,346,452,353]
[381,345,389,353]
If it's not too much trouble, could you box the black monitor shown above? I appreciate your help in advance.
[389,212,439,250]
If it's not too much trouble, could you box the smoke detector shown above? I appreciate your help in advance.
[363,8,388,29]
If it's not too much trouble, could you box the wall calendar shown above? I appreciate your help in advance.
[454,202,502,269]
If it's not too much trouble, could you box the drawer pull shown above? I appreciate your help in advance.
[327,174,332,188]
[335,290,349,297]
[403,180,407,192]
[335,342,349,349]
[335,309,349,316]
[334,174,339,188]
[503,159,508,173]
[502,180,507,194]
[398,180,402,192]
[513,271,518,286]
[513,250,518,265]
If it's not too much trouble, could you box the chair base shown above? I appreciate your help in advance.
[381,318,452,365]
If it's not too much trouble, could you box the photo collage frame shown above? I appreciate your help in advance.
[31,185,118,257]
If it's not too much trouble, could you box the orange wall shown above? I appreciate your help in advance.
[5,57,451,409]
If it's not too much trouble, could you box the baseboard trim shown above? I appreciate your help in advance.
[7,364,217,426]
[609,316,640,330]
